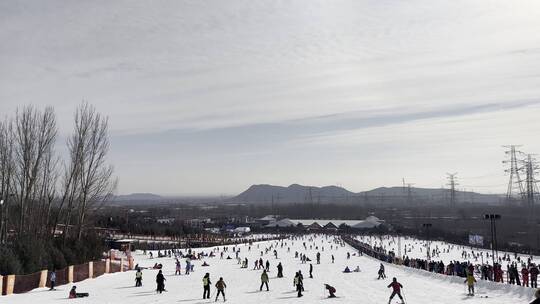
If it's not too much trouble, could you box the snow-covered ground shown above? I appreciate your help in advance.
[357,235,538,266]
[0,234,536,304]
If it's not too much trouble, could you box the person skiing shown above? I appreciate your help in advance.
[332,255,335,263]
[215,277,227,302]
[378,263,386,279]
[265,260,270,272]
[277,262,283,278]
[135,269,143,287]
[156,270,166,293]
[69,286,89,298]
[387,277,404,304]
[175,260,182,275]
[316,252,321,264]
[325,284,336,298]
[294,272,303,297]
[464,272,476,296]
[49,270,56,291]
[309,263,313,278]
[203,273,211,299]
[260,269,269,291]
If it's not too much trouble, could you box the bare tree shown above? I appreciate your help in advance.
[11,106,57,236]
[0,119,15,243]
[59,103,117,240]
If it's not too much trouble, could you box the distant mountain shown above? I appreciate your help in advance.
[114,193,164,201]
[233,184,355,204]
[231,184,504,205]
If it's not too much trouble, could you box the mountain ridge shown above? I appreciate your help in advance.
[231,184,503,205]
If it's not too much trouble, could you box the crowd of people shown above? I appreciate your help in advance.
[55,233,540,304]
[344,235,540,300]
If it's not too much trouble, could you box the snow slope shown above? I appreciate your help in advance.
[357,235,539,265]
[0,234,536,304]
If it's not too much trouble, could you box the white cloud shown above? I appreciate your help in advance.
[1,0,540,194]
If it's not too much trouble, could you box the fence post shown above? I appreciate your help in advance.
[0,275,3,295]
[39,270,48,288]
[88,262,94,279]
[120,257,125,272]
[105,259,110,274]
[5,275,15,295]
[68,266,74,283]
[128,257,134,270]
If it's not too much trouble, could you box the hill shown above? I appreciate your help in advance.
[231,184,503,205]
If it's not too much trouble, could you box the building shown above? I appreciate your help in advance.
[265,216,384,230]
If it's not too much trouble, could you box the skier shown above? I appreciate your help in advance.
[156,270,166,293]
[378,263,386,279]
[203,273,211,299]
[69,286,89,298]
[387,277,404,304]
[260,269,269,291]
[49,270,56,290]
[175,260,182,275]
[215,277,227,302]
[265,260,270,271]
[332,255,335,263]
[186,258,191,275]
[135,269,143,287]
[325,284,336,298]
[464,272,476,296]
[309,263,313,278]
[277,262,283,278]
[316,252,321,264]
[294,272,303,297]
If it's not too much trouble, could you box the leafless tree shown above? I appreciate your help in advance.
[11,106,57,236]
[58,103,117,240]
[0,119,15,243]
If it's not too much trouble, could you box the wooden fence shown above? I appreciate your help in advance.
[1,257,131,296]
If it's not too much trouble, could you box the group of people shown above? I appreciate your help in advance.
[350,235,540,289]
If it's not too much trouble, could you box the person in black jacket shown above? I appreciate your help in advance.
[277,262,283,278]
[156,270,166,293]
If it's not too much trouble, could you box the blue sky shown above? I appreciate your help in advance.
[1,0,540,195]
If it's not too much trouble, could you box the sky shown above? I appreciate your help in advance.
[1,0,540,196]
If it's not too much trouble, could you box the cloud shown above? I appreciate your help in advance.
[2,0,540,194]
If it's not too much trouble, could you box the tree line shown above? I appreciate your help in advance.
[0,103,117,275]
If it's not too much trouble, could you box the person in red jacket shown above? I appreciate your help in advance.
[523,267,530,287]
[387,277,404,304]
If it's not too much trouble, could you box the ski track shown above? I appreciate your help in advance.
[0,234,536,304]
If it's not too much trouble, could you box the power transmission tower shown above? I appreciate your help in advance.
[523,154,539,209]
[503,145,525,202]
[402,178,415,205]
[406,183,415,205]
[446,173,459,207]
